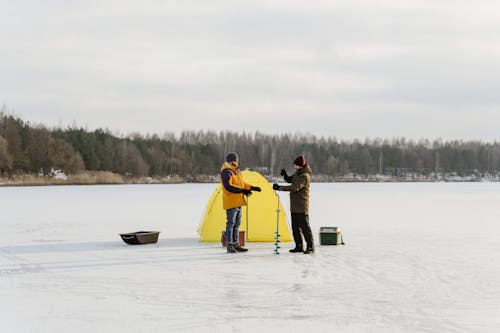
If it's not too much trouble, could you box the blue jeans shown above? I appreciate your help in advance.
[226,207,242,245]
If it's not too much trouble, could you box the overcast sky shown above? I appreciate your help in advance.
[1,0,500,140]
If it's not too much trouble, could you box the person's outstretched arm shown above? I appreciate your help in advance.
[221,169,244,193]
[277,173,308,192]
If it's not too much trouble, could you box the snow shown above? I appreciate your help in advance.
[1,183,499,332]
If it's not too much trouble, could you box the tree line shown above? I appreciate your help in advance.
[1,111,500,180]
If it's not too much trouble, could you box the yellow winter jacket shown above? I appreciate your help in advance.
[220,162,252,210]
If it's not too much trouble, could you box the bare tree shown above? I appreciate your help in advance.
[0,136,13,172]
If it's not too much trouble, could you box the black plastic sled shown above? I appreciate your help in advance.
[119,231,160,245]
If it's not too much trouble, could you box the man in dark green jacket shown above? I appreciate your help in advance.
[273,155,315,254]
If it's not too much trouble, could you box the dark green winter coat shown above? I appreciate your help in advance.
[280,164,312,214]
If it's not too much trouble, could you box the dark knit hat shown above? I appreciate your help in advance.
[226,152,239,163]
[294,155,306,167]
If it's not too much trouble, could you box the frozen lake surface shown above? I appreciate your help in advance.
[1,183,499,332]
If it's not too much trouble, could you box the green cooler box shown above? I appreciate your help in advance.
[320,227,342,245]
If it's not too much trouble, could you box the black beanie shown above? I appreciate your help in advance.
[226,152,239,163]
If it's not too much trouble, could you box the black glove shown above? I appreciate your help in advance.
[251,186,261,192]
[280,169,287,177]
[242,189,252,196]
[272,183,280,191]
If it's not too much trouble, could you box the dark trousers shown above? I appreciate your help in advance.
[291,213,314,249]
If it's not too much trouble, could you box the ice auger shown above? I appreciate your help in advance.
[274,191,281,254]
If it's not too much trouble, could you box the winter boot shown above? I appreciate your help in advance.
[227,244,236,253]
[289,246,304,253]
[303,247,315,255]
[233,243,248,252]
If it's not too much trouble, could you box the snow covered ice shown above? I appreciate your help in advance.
[1,183,499,332]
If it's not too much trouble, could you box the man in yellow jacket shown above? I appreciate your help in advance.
[220,152,261,253]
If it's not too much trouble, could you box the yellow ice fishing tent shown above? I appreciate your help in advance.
[198,170,292,242]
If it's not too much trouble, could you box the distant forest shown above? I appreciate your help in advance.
[1,111,500,181]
